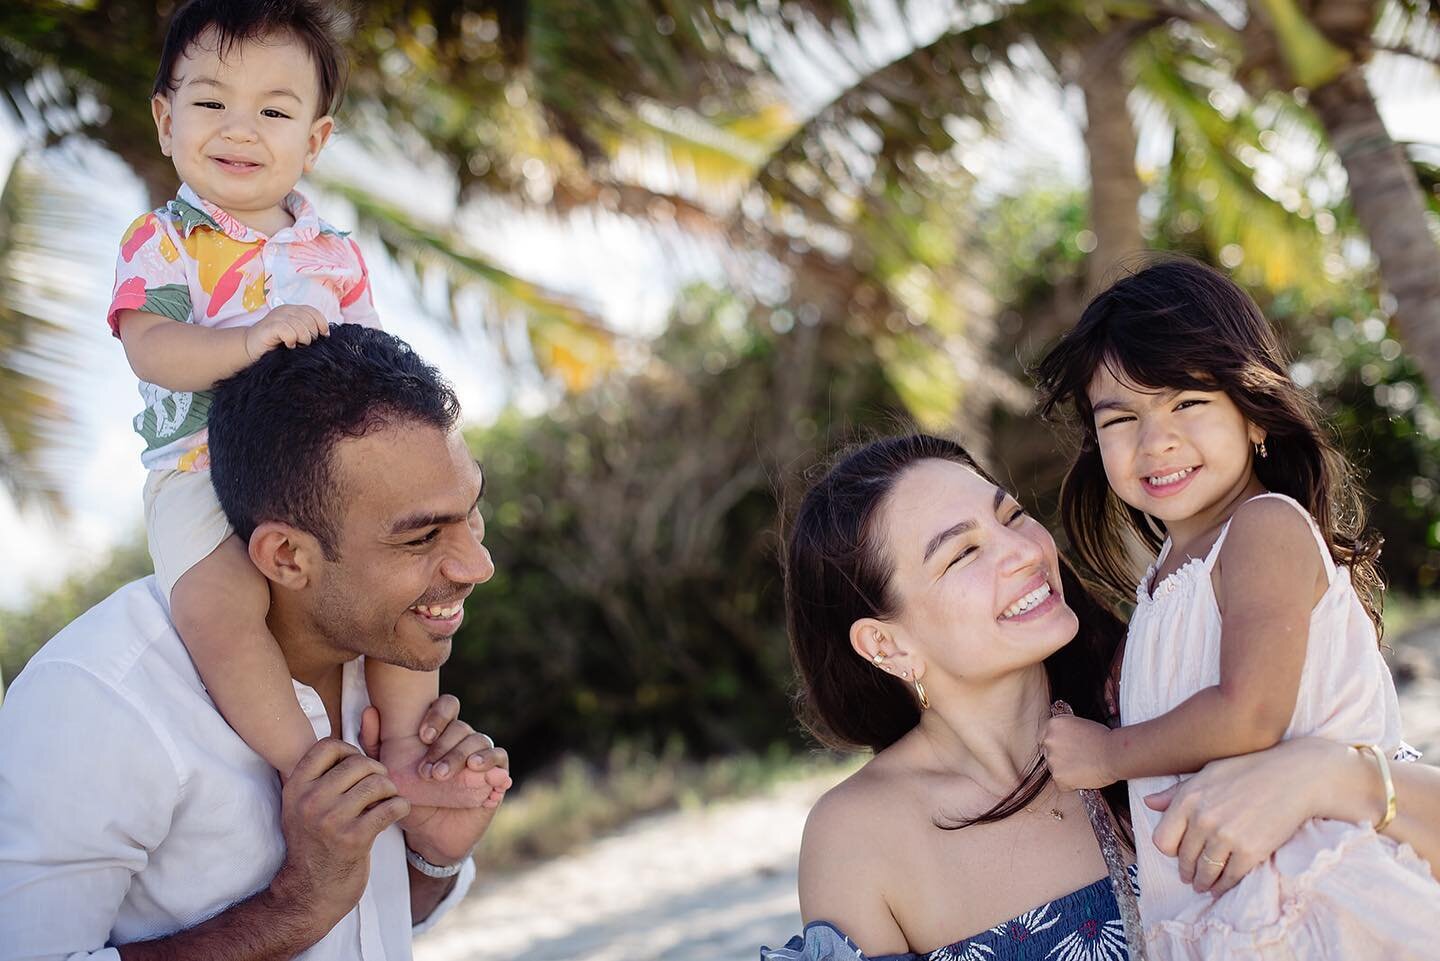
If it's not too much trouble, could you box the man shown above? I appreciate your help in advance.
[0,325,505,959]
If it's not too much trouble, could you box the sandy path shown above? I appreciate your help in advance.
[416,670,1440,961]
[413,775,835,961]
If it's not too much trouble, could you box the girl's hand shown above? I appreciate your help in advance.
[1042,715,1119,790]
[1145,738,1347,896]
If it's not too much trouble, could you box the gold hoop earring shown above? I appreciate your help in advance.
[914,678,930,710]
[1255,440,1268,459]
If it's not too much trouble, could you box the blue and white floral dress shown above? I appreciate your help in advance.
[761,868,1137,961]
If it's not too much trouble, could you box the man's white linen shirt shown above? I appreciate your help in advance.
[0,577,473,960]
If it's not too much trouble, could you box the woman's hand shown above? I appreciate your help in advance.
[1144,738,1365,896]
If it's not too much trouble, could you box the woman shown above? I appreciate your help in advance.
[765,434,1440,960]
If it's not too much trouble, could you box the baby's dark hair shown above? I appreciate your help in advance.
[153,0,351,117]
[1034,256,1384,635]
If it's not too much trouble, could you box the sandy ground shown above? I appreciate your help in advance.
[415,626,1440,961]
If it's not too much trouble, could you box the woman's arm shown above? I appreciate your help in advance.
[1145,738,1440,896]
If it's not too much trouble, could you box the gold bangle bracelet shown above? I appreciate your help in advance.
[1353,743,1397,832]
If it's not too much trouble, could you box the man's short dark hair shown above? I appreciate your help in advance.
[208,325,462,558]
[153,0,351,117]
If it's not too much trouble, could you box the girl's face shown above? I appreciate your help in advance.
[870,459,1079,683]
[1086,364,1265,530]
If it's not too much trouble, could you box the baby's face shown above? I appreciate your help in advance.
[153,29,333,230]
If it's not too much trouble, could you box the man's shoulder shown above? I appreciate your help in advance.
[16,577,195,700]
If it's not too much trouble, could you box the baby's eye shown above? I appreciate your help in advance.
[261,108,292,119]
[195,100,223,109]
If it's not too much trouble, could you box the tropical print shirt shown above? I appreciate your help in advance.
[107,183,381,471]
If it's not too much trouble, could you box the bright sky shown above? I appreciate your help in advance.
[0,40,1435,609]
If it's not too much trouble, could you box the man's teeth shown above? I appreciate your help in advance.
[411,602,462,619]
[1000,583,1051,620]
[1147,467,1195,486]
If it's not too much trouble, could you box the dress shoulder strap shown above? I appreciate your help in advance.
[1209,492,1335,578]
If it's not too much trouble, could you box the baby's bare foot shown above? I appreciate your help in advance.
[381,734,494,809]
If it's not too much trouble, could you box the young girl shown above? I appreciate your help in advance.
[1034,258,1440,958]
[108,0,508,808]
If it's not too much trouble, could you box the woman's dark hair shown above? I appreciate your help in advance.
[1034,256,1383,635]
[154,0,352,117]
[783,433,1128,829]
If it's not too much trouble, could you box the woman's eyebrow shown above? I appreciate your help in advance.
[922,488,1006,562]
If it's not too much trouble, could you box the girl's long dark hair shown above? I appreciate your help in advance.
[1034,257,1384,635]
[782,434,1129,829]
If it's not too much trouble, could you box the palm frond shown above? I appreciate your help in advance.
[1136,38,1337,297]
[0,152,86,512]
[321,178,619,391]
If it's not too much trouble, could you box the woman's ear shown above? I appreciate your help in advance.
[850,618,919,680]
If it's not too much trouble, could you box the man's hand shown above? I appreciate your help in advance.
[245,305,330,362]
[268,738,410,936]
[361,701,510,867]
[1042,715,1119,791]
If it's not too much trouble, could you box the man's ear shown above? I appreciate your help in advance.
[152,94,174,157]
[248,522,318,590]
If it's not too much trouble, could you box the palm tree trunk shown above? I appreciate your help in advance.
[1310,66,1440,400]
[1078,32,1144,294]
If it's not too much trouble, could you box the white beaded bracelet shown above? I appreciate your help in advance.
[405,846,467,878]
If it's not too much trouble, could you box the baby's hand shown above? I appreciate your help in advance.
[245,305,330,361]
[1042,715,1118,791]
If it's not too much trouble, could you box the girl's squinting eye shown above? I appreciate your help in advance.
[1006,507,1026,525]
[1175,398,1209,411]
[1098,415,1135,429]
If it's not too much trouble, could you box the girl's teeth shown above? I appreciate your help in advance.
[1148,467,1194,485]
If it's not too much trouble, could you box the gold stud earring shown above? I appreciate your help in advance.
[872,653,886,666]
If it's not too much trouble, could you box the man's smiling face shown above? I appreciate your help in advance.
[306,420,493,671]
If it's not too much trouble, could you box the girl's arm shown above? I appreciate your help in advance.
[1146,738,1440,895]
[1045,498,1324,788]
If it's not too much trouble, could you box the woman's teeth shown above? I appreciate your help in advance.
[1147,467,1195,486]
[1000,582,1051,620]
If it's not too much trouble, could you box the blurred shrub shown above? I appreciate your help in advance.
[447,285,899,776]
[0,536,152,689]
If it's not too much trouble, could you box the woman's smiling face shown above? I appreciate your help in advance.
[872,459,1079,683]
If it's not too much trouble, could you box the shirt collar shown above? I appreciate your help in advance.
[171,183,326,242]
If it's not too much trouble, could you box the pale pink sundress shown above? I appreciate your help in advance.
[1121,492,1440,960]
